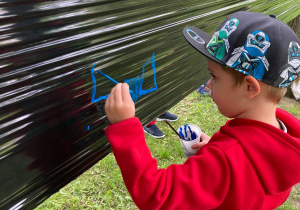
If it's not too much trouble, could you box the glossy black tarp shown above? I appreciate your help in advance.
[0,0,299,209]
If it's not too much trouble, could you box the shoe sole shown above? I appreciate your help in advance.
[156,118,178,122]
[144,129,165,138]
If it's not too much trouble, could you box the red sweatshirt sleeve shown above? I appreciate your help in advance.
[105,117,230,210]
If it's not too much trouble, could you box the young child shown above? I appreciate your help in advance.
[104,11,300,209]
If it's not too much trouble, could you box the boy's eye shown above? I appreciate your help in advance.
[210,73,216,79]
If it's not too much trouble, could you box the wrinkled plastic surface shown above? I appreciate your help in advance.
[0,0,299,209]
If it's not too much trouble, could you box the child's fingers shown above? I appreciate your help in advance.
[121,83,132,103]
[191,142,207,150]
[109,85,116,106]
[105,93,110,109]
[114,83,122,105]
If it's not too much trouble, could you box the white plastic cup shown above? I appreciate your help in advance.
[177,124,201,158]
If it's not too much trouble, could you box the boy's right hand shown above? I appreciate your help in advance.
[191,132,211,150]
[105,83,135,124]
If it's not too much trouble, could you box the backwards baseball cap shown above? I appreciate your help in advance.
[183,11,300,88]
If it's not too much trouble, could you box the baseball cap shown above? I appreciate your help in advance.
[183,11,300,88]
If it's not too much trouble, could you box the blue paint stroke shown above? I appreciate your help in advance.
[87,125,90,130]
[179,127,184,139]
[188,125,197,140]
[91,63,109,103]
[97,69,119,85]
[91,53,158,103]
[139,53,158,95]
[184,124,189,140]
[124,76,142,102]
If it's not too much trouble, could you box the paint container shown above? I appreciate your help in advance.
[177,124,201,158]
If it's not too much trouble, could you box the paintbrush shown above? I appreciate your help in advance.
[93,63,133,94]
[164,120,184,140]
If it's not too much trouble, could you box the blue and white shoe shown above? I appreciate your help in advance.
[156,111,178,122]
[144,124,165,138]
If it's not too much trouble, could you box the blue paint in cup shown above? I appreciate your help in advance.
[179,124,197,141]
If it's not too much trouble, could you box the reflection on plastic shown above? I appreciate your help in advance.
[0,0,299,209]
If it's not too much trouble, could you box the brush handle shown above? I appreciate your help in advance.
[164,120,184,140]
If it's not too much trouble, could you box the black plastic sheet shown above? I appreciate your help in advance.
[0,0,299,209]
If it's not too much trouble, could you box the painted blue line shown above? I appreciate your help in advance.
[184,124,188,140]
[179,127,184,138]
[152,53,158,90]
[188,125,196,140]
[97,70,119,85]
[188,126,192,139]
[91,63,109,103]
[91,52,156,104]
[139,53,158,95]
[91,63,97,102]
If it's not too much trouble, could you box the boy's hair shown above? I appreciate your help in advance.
[222,65,288,103]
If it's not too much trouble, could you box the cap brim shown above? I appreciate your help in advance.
[183,26,225,66]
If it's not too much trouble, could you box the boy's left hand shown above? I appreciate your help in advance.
[105,83,135,124]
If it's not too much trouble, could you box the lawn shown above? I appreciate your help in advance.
[36,91,300,210]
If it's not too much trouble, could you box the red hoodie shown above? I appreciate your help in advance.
[105,109,300,210]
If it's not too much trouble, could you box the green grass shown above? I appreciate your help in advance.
[36,92,300,209]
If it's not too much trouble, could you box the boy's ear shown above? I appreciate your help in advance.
[243,76,260,99]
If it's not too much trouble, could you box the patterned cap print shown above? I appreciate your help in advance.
[226,31,271,80]
[183,11,300,88]
[278,41,300,87]
[288,41,300,69]
[206,18,239,60]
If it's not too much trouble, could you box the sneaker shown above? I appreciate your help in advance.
[196,82,211,96]
[156,111,178,122]
[144,124,165,138]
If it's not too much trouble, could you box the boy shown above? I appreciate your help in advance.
[104,11,300,209]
